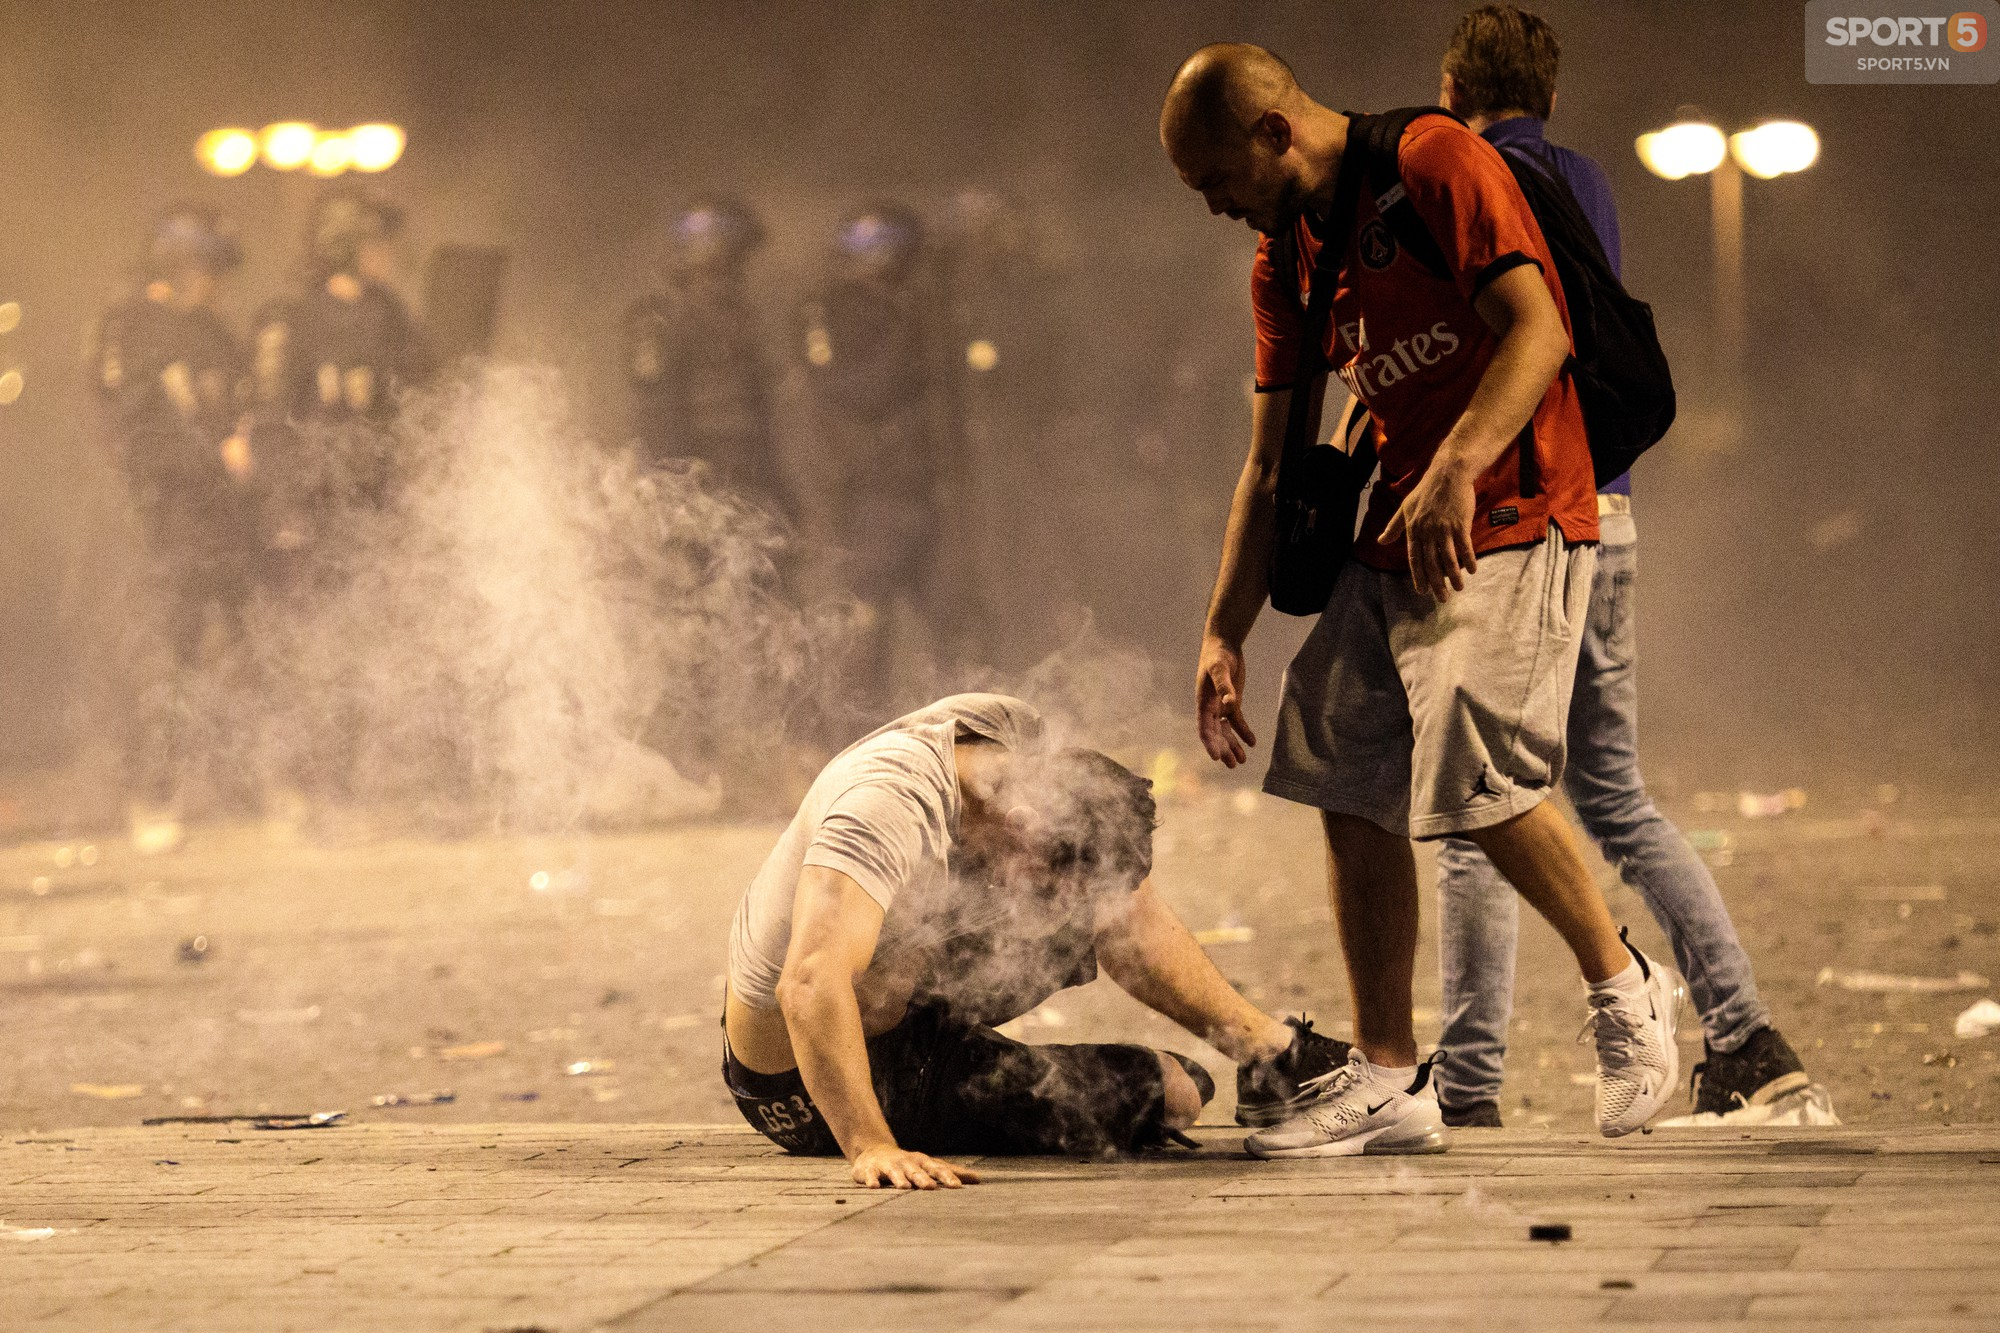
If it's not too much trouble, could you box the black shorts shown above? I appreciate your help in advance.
[722,1001,1170,1158]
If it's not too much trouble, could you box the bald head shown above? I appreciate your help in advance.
[1160,43,1339,239]
[1159,43,1304,155]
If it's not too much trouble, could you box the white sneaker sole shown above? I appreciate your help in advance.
[1246,1100,1449,1160]
[1599,972,1686,1139]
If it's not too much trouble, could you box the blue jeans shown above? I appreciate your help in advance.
[1433,527,1771,1108]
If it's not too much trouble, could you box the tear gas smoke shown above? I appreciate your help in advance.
[223,363,853,830]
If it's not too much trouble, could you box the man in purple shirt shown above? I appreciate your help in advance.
[1428,4,1826,1127]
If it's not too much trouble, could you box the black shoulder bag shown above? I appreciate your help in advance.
[1267,128,1375,617]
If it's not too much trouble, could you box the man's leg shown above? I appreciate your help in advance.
[1564,538,1771,1051]
[1432,835,1520,1119]
[908,1014,1194,1157]
[1396,531,1679,1136]
[1323,811,1423,1067]
[1091,877,1355,1126]
[1249,564,1448,1156]
[1461,802,1626,982]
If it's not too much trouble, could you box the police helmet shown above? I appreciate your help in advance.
[665,199,765,272]
[307,186,404,277]
[835,204,924,274]
[144,205,244,279]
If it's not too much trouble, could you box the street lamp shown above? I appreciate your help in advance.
[1637,118,1818,405]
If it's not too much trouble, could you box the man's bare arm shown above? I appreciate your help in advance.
[1092,880,1290,1066]
[1196,379,1325,767]
[1378,264,1571,600]
[777,865,978,1189]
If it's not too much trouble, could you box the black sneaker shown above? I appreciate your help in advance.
[1690,1026,1809,1117]
[1440,1098,1503,1128]
[1236,1016,1353,1127]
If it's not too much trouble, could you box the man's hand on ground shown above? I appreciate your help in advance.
[1379,460,1478,602]
[851,1144,979,1191]
[1195,637,1257,768]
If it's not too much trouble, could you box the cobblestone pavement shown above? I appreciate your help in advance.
[3,1122,1997,1331]
[1,788,1994,1134]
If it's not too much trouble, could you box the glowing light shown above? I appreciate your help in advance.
[529,870,551,892]
[195,127,258,177]
[0,302,19,334]
[965,338,999,371]
[0,370,21,405]
[308,133,352,176]
[1635,122,1727,180]
[347,123,406,172]
[260,122,319,170]
[1729,121,1819,179]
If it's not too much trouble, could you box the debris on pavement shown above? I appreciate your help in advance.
[499,1092,540,1102]
[4,1226,61,1241]
[1658,1083,1841,1127]
[252,1112,346,1130]
[1738,788,1807,819]
[1528,1223,1572,1242]
[71,1084,144,1100]
[371,1091,457,1107]
[1953,999,2000,1039]
[141,1111,346,1129]
[565,1060,615,1076]
[1816,968,1991,993]
[1687,829,1736,866]
[1193,924,1256,945]
[1860,884,1947,901]
[438,1041,508,1061]
[236,1005,321,1025]
[178,935,211,963]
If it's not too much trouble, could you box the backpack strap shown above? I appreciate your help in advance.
[1275,140,1368,487]
[1348,106,1463,283]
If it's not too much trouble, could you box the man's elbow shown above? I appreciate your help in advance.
[775,959,838,1017]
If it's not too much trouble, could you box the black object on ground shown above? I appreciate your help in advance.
[1529,1223,1572,1243]
[142,1112,346,1130]
[178,936,210,963]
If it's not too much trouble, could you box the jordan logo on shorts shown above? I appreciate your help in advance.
[1470,770,1502,802]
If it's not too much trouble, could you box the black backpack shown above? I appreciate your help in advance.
[1272,107,1676,490]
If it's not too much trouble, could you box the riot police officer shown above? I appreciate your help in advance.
[798,204,950,707]
[89,205,255,812]
[624,199,790,518]
[252,185,432,551]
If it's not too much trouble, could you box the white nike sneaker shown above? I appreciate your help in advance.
[1584,934,1686,1138]
[1244,1049,1448,1159]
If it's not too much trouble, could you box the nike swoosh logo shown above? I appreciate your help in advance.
[1367,1099,1394,1116]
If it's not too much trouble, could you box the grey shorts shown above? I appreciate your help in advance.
[1264,529,1597,840]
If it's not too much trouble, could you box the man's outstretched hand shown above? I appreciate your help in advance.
[851,1144,979,1191]
[1196,636,1257,768]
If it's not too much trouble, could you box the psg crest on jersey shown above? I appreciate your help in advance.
[1357,218,1399,271]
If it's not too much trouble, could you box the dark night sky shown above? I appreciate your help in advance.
[0,0,1994,793]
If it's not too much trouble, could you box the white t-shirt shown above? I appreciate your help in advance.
[727,694,1045,1012]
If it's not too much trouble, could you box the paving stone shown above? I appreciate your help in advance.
[6,1123,2000,1330]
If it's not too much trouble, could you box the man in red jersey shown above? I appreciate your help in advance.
[1160,43,1682,1156]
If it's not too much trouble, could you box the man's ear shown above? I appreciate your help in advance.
[1253,109,1293,155]
[1002,805,1045,841]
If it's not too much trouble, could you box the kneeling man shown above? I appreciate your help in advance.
[723,694,1359,1189]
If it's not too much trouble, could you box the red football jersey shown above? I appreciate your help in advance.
[1252,114,1599,572]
